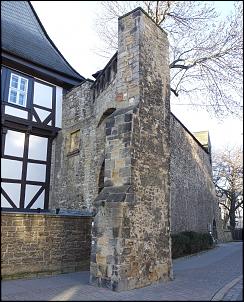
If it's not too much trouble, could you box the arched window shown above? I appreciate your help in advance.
[97,108,116,127]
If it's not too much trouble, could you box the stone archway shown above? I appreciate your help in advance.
[97,108,116,128]
[96,108,116,194]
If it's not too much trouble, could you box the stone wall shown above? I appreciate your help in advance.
[49,81,97,211]
[46,5,225,292]
[50,51,136,212]
[1,212,92,279]
[90,8,172,291]
[170,114,217,234]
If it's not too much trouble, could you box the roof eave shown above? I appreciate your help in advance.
[2,50,84,89]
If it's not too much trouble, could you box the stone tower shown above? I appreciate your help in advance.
[90,7,172,291]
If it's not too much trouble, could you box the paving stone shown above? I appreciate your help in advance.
[1,242,242,301]
[222,278,243,301]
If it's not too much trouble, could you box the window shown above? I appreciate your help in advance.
[69,130,80,153]
[8,73,28,107]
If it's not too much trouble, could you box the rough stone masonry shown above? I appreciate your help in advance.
[49,5,225,292]
[1,2,228,285]
[89,8,172,291]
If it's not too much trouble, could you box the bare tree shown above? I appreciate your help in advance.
[94,1,243,118]
[212,147,243,232]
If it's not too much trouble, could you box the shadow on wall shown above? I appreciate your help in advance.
[98,160,105,193]
[97,108,116,128]
[96,107,116,194]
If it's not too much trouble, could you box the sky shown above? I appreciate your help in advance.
[31,1,243,152]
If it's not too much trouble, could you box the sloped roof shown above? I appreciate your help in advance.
[193,130,212,155]
[193,131,210,147]
[1,1,84,83]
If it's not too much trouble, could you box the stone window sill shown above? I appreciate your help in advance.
[67,149,80,157]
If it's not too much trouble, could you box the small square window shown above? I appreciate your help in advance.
[8,73,28,107]
[69,130,80,153]
[10,75,18,89]
[18,93,25,106]
[20,78,27,91]
[9,90,17,103]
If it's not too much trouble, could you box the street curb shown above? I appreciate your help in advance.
[211,275,243,301]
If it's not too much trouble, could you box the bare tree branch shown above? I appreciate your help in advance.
[213,147,243,230]
[219,202,230,211]
[94,1,243,118]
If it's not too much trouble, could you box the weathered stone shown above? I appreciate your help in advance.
[106,120,115,129]
[170,115,218,234]
[89,7,172,292]
[1,213,92,279]
[47,4,224,293]
[124,113,132,122]
[105,128,111,136]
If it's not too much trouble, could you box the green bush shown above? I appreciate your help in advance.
[171,231,214,259]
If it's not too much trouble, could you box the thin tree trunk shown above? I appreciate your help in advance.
[229,197,236,238]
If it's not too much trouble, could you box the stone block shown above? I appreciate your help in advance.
[106,119,115,129]
[107,193,126,203]
[1,213,92,279]
[124,113,132,122]
[118,123,132,134]
[106,128,111,136]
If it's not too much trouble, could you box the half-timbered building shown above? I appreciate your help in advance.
[1,1,84,211]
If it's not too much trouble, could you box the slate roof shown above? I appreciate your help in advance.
[1,1,85,83]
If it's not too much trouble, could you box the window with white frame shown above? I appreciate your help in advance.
[8,73,28,107]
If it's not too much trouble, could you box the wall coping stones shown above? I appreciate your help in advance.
[118,6,168,36]
[171,113,210,155]
[1,212,93,219]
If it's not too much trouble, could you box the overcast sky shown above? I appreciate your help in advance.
[31,1,243,152]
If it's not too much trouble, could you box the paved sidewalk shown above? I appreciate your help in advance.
[1,242,243,301]
[222,278,243,301]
